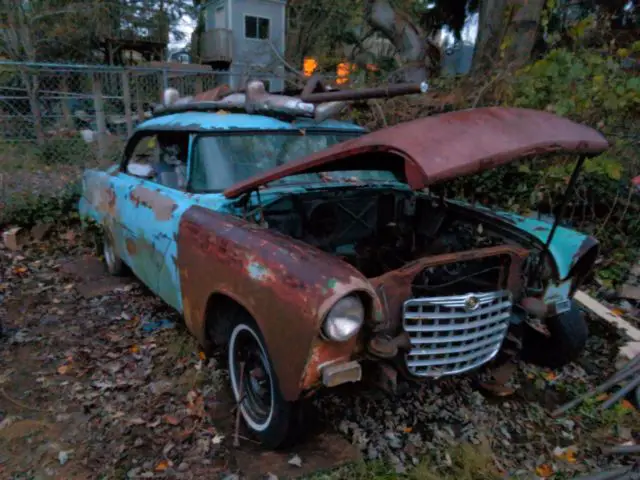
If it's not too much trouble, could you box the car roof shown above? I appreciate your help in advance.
[136,111,366,133]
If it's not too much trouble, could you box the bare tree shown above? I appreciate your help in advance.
[363,0,440,82]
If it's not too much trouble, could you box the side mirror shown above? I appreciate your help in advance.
[127,162,155,179]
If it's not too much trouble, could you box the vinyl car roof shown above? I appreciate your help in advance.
[135,112,367,133]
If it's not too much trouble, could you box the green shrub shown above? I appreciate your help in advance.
[36,133,93,165]
[1,182,81,228]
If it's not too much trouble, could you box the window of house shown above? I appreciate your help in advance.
[245,15,270,39]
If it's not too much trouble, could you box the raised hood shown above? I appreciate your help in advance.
[223,107,609,199]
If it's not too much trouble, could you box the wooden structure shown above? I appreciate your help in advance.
[95,3,169,65]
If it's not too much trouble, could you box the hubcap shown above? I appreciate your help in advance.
[229,325,274,432]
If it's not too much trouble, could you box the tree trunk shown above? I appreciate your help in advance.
[364,0,439,82]
[20,71,45,146]
[472,0,546,73]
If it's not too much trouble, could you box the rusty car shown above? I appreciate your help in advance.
[79,78,609,448]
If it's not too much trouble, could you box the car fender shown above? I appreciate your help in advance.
[176,205,378,401]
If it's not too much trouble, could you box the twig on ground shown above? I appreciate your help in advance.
[233,361,245,448]
[1,388,51,412]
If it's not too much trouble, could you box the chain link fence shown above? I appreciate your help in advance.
[0,61,265,161]
[0,61,282,212]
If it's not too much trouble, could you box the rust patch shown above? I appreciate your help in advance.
[299,337,359,391]
[125,238,137,255]
[129,185,177,221]
[370,245,530,330]
[86,175,117,218]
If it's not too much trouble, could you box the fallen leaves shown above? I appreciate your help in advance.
[535,463,554,478]
[154,460,170,472]
[163,415,181,426]
[57,357,74,375]
[554,445,578,464]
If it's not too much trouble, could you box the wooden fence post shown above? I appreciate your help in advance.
[92,73,107,161]
[121,70,133,137]
[60,74,74,129]
[135,74,145,122]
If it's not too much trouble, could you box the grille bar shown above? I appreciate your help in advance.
[409,335,505,356]
[407,343,502,367]
[404,301,511,321]
[404,311,511,332]
[408,323,508,345]
[403,290,512,378]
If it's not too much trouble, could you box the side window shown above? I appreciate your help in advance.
[125,132,189,190]
[126,134,157,179]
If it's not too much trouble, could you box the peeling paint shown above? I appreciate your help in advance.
[130,185,178,221]
[136,112,365,134]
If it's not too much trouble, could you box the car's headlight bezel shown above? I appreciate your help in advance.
[321,295,365,342]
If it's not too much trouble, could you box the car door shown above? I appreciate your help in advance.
[120,131,191,310]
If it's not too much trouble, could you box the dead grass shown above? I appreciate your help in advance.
[0,418,50,443]
[410,443,502,480]
[313,443,501,480]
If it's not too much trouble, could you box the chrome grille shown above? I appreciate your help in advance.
[403,291,512,378]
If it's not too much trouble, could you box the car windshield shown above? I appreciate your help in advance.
[190,131,402,192]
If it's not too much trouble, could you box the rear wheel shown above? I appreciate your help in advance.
[102,231,126,276]
[228,319,301,448]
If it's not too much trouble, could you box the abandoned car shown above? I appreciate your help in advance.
[79,79,609,448]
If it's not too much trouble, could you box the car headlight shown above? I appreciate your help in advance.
[322,295,364,342]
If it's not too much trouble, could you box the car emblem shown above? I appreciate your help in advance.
[464,295,480,312]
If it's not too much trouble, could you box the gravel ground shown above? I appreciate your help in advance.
[0,226,638,479]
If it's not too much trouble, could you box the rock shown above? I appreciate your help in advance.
[31,222,52,242]
[58,450,71,465]
[3,227,29,251]
[618,284,640,302]
[127,467,142,478]
[177,462,189,472]
[288,454,302,467]
[384,431,402,449]
[149,380,173,396]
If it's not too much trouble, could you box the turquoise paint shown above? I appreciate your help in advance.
[137,112,366,133]
[247,261,271,282]
[448,200,595,280]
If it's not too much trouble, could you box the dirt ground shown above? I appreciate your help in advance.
[0,226,638,480]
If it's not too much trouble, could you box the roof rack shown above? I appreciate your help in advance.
[153,75,429,123]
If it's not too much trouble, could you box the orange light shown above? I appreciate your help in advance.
[336,62,353,85]
[303,57,318,77]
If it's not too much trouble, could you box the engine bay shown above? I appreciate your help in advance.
[242,188,548,297]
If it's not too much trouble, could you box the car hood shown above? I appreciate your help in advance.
[224,107,608,199]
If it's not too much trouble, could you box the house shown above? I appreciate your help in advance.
[198,0,286,92]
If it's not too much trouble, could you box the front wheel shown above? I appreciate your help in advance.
[521,301,588,369]
[228,320,301,448]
